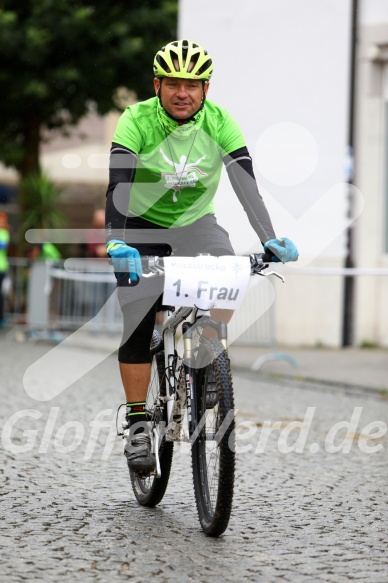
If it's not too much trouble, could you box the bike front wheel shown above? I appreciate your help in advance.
[191,338,235,536]
[130,330,174,507]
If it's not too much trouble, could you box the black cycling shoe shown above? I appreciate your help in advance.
[205,365,218,409]
[124,433,155,475]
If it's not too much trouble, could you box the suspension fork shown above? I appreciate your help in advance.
[182,322,197,437]
[182,317,228,438]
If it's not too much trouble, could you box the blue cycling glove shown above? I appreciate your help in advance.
[264,237,299,263]
[106,239,143,282]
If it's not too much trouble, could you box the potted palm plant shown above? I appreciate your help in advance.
[19,171,67,254]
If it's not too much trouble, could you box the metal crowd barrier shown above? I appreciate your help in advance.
[3,259,120,338]
[229,288,275,347]
[29,259,120,334]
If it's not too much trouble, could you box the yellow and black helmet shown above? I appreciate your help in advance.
[153,39,213,80]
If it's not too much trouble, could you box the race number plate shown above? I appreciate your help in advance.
[163,256,250,310]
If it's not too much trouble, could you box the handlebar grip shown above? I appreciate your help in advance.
[262,252,273,263]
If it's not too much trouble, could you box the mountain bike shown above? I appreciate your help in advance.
[117,253,284,536]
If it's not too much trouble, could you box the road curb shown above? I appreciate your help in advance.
[231,364,388,397]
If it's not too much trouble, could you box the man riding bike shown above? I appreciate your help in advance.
[105,39,298,474]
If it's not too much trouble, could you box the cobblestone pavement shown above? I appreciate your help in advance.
[0,338,387,582]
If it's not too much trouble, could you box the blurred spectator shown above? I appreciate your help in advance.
[28,242,61,261]
[40,242,61,260]
[0,212,10,328]
[87,209,106,258]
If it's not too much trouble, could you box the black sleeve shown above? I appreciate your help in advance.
[223,146,276,243]
[105,142,138,243]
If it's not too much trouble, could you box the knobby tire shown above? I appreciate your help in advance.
[191,338,235,536]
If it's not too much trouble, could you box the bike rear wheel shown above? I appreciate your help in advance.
[191,338,235,536]
[130,331,174,507]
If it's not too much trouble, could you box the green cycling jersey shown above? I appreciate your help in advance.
[113,97,246,228]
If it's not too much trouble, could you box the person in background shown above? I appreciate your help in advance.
[87,209,107,259]
[0,212,10,329]
[40,242,62,260]
[28,242,62,261]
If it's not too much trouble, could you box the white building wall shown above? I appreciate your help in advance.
[180,0,352,346]
[355,2,388,347]
[360,0,388,25]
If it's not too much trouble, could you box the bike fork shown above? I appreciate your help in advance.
[182,323,197,437]
[182,318,228,439]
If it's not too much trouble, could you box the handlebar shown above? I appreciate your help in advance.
[141,253,284,282]
[108,253,284,282]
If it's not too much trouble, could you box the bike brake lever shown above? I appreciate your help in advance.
[142,257,164,277]
[258,270,285,283]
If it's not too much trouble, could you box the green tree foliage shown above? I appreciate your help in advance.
[0,0,177,181]
[20,171,67,233]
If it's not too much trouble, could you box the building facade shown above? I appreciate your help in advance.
[355,1,388,346]
[178,0,388,348]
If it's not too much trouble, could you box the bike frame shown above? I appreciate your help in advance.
[150,305,227,477]
[142,253,284,477]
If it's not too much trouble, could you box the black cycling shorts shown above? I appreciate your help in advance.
[115,214,234,364]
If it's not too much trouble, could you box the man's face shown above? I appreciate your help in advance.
[153,76,209,120]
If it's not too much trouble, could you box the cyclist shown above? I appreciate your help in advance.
[105,39,298,474]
